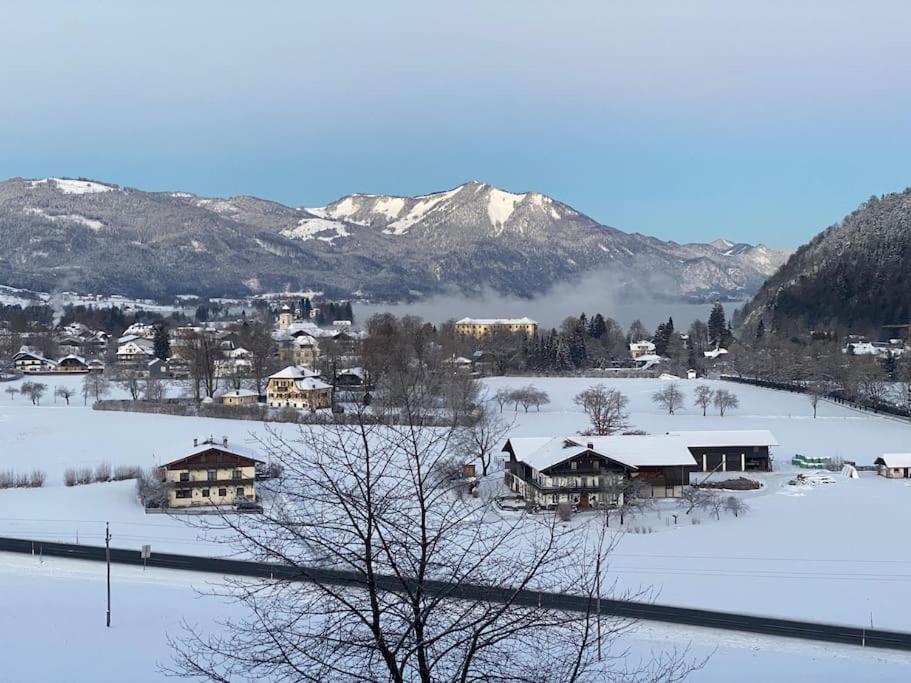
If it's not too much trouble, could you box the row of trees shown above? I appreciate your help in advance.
[652,384,740,416]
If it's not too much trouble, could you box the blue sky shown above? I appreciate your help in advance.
[2,1,910,247]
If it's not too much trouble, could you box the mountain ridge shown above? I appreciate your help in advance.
[0,176,790,301]
[739,188,911,336]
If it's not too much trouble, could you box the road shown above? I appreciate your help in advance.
[2,535,909,651]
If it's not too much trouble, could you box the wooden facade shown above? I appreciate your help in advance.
[160,442,261,508]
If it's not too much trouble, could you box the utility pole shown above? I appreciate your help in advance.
[105,522,111,628]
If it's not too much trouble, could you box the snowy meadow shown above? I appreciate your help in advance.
[2,374,911,680]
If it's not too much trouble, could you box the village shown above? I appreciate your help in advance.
[2,300,911,680]
[2,302,910,515]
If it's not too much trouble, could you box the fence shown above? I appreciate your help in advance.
[720,375,911,421]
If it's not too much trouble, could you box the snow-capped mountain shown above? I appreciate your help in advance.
[0,177,788,300]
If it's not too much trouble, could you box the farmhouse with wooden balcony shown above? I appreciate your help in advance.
[502,435,697,509]
[159,437,262,508]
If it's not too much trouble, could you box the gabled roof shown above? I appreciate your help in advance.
[13,350,55,364]
[294,377,332,391]
[269,365,320,380]
[503,435,696,472]
[875,453,911,468]
[222,389,258,398]
[667,430,779,448]
[161,439,263,467]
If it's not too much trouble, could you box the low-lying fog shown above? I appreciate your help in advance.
[355,289,738,331]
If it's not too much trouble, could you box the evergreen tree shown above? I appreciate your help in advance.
[153,325,171,361]
[588,313,606,339]
[755,319,766,340]
[707,303,727,347]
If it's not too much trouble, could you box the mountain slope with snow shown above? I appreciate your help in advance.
[0,176,788,300]
[740,189,911,335]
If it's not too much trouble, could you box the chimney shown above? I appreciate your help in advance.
[587,442,594,450]
[223,436,228,447]
[193,438,198,447]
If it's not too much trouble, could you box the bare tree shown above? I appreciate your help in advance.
[179,331,223,400]
[4,386,18,401]
[20,381,47,406]
[693,384,714,417]
[806,382,823,419]
[598,476,654,527]
[54,386,74,406]
[144,376,165,402]
[678,486,714,516]
[493,387,512,413]
[115,368,143,401]
[574,384,630,435]
[81,373,110,405]
[652,383,684,415]
[515,385,539,413]
[457,399,513,477]
[713,389,740,417]
[238,321,277,396]
[527,386,550,412]
[723,496,749,518]
[167,398,699,683]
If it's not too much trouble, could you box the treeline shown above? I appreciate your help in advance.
[296,297,354,326]
[360,304,733,377]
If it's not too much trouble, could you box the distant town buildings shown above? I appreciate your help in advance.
[455,317,538,338]
[266,366,332,410]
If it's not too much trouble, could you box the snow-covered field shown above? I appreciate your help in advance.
[2,552,908,682]
[2,374,911,678]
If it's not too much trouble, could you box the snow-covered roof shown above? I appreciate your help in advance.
[504,435,697,472]
[268,365,320,380]
[161,438,263,467]
[629,341,656,350]
[875,454,911,468]
[338,366,365,378]
[295,377,332,391]
[58,354,87,365]
[704,347,729,359]
[13,349,54,363]
[456,317,537,325]
[222,389,258,398]
[667,430,779,448]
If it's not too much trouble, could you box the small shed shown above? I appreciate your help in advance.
[222,389,259,406]
[874,454,911,479]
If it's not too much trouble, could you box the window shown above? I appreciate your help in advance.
[207,470,216,481]
[236,487,245,498]
[570,462,577,471]
[179,472,189,482]
[176,489,191,499]
[218,488,227,497]
[232,470,242,480]
[201,488,210,498]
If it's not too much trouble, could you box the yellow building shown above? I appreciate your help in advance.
[278,334,320,367]
[221,389,259,406]
[266,366,332,410]
[455,317,538,338]
[160,437,261,508]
